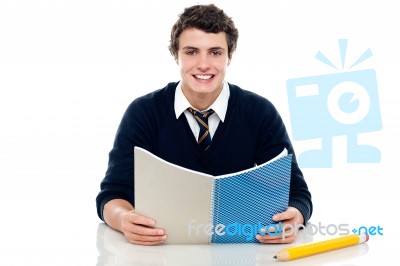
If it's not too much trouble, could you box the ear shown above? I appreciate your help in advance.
[228,51,235,66]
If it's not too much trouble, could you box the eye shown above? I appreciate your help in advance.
[185,50,197,56]
[210,50,222,56]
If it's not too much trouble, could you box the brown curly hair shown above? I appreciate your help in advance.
[168,4,239,60]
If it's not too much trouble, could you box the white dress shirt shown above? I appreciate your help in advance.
[174,81,230,140]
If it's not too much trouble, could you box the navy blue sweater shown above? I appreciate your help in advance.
[96,82,312,222]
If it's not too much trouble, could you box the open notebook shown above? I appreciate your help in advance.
[134,147,292,244]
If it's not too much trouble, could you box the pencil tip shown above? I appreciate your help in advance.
[273,255,277,259]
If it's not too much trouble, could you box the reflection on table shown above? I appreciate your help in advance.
[96,223,369,266]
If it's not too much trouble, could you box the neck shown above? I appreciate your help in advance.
[182,85,223,111]
[187,95,216,111]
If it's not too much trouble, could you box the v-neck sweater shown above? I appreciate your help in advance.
[96,82,312,223]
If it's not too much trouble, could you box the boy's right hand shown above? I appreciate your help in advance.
[121,210,167,245]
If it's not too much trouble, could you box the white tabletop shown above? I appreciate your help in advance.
[96,223,371,266]
[1,165,397,266]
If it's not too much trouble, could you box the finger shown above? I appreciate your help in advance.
[126,211,157,227]
[125,231,167,245]
[257,233,296,244]
[272,207,297,222]
[122,218,165,237]
[122,212,165,237]
[257,233,283,240]
[257,231,297,244]
[128,237,167,245]
[259,227,296,239]
[131,223,165,236]
[260,220,296,234]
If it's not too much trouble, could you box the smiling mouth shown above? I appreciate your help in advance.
[193,74,215,80]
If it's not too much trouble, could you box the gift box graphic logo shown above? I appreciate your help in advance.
[286,39,382,168]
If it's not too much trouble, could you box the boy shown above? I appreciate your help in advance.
[96,4,312,245]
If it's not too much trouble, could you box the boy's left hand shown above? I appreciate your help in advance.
[256,206,304,244]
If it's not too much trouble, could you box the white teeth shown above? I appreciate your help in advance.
[195,75,213,80]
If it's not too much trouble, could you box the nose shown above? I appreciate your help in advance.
[196,53,211,71]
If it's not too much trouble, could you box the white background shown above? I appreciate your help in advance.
[1,0,399,265]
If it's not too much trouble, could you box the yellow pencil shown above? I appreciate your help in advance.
[273,233,369,261]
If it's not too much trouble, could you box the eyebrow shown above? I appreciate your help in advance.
[182,46,226,51]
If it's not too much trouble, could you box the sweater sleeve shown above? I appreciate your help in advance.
[95,98,154,221]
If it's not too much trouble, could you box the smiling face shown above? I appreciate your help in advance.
[176,28,230,110]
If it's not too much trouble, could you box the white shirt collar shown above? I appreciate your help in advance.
[174,81,230,122]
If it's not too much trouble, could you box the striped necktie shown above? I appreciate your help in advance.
[187,107,215,151]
